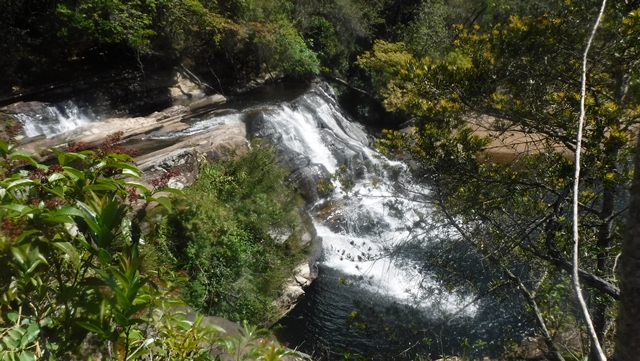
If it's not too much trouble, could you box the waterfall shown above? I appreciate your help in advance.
[255,85,474,308]
[14,101,93,138]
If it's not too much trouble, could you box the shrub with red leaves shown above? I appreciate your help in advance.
[0,216,25,240]
[152,169,181,189]
[68,141,90,152]
[97,131,141,158]
[1,119,25,145]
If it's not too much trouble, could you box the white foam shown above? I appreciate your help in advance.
[17,101,92,138]
[265,104,338,173]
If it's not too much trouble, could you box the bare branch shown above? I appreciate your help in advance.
[572,1,609,360]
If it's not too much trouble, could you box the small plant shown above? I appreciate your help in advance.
[317,178,335,196]
[218,321,300,361]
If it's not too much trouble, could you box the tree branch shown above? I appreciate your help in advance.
[572,1,609,360]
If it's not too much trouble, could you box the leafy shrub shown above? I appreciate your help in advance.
[0,123,299,360]
[254,21,320,78]
[157,140,306,326]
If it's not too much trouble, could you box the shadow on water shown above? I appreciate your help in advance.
[275,262,532,360]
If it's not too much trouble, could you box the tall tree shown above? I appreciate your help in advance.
[615,139,640,361]
[359,0,640,357]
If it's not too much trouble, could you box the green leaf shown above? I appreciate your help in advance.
[114,290,131,310]
[7,312,18,323]
[153,187,184,196]
[47,173,66,183]
[10,152,38,167]
[5,179,34,190]
[113,312,129,327]
[20,324,39,348]
[0,140,8,154]
[18,351,35,361]
[10,247,27,265]
[109,268,130,288]
[43,185,65,198]
[83,183,118,192]
[77,322,106,336]
[152,197,172,212]
[53,242,80,269]
[63,167,84,180]
[1,204,32,215]
[124,181,151,194]
[46,207,84,218]
[7,329,23,341]
[42,215,74,224]
[14,230,40,244]
[121,168,141,178]
[56,150,68,166]
[101,162,141,177]
[2,335,19,350]
[98,249,112,266]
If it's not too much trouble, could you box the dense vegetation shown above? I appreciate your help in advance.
[0,0,546,96]
[157,141,305,325]
[0,121,304,360]
[360,0,640,360]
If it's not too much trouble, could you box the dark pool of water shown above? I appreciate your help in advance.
[274,264,532,360]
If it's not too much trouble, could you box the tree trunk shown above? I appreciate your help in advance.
[614,139,640,361]
[590,183,616,361]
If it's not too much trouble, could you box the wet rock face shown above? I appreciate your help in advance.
[248,82,372,206]
[15,95,245,193]
[288,164,332,204]
[274,235,322,319]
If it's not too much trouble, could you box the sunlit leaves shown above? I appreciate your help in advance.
[366,1,640,353]
[0,132,185,359]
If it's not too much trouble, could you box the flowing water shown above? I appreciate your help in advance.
[14,101,94,138]
[16,82,531,359]
[247,85,531,359]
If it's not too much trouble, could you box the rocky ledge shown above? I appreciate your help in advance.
[2,74,320,322]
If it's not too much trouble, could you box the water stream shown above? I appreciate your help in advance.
[14,101,94,138]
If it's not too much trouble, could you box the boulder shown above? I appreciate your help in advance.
[136,122,247,189]
[1,100,51,116]
[274,235,322,318]
[169,72,206,101]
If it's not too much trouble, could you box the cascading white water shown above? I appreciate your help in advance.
[249,85,529,358]
[15,101,92,138]
[259,86,474,313]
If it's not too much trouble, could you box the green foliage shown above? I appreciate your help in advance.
[57,0,158,52]
[0,123,300,360]
[221,0,292,23]
[399,0,450,58]
[157,140,305,325]
[0,124,202,359]
[365,0,640,356]
[355,40,415,95]
[303,16,344,71]
[218,321,300,361]
[253,21,320,78]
